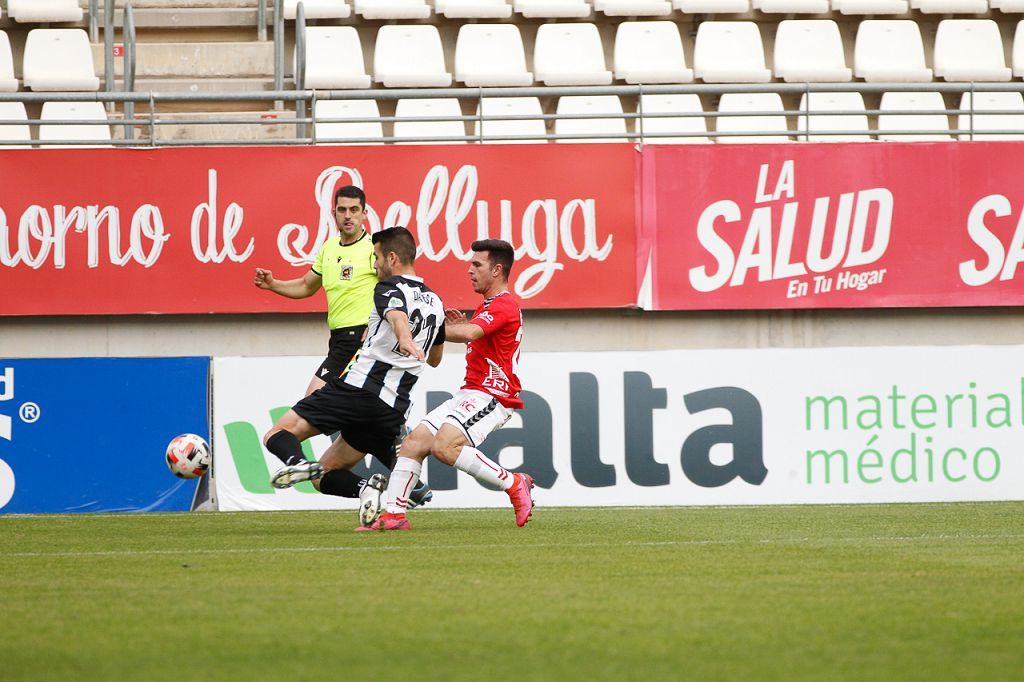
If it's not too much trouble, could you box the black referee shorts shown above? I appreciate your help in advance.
[313,324,366,381]
[292,379,404,457]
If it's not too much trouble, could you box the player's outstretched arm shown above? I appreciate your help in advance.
[426,343,444,368]
[253,268,322,299]
[385,310,426,361]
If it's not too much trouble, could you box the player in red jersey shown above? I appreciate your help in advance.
[357,239,534,531]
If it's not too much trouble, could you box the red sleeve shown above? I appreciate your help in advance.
[471,296,515,336]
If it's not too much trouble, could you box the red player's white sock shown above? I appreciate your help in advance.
[453,447,514,491]
[385,457,421,515]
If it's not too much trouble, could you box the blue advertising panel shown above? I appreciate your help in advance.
[0,357,210,513]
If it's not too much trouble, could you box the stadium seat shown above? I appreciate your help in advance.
[638,94,710,143]
[1014,21,1024,78]
[474,97,547,143]
[992,0,1024,12]
[832,0,908,12]
[455,24,533,87]
[774,20,852,83]
[436,0,513,17]
[797,92,870,142]
[854,21,933,82]
[753,0,829,13]
[957,91,1024,140]
[38,102,111,147]
[283,0,352,19]
[300,27,371,90]
[694,22,771,83]
[23,30,100,92]
[672,0,751,12]
[910,0,988,12]
[614,21,693,84]
[314,99,384,144]
[534,23,613,86]
[594,0,673,15]
[393,98,467,144]
[354,0,432,18]
[0,102,31,147]
[512,0,593,17]
[374,26,452,87]
[0,32,18,92]
[7,0,83,23]
[877,91,952,141]
[715,93,790,143]
[553,95,628,142]
[933,20,1011,82]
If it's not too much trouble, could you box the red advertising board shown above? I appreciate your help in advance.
[0,145,637,315]
[641,142,1024,309]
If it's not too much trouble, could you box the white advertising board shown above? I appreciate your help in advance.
[212,346,1024,510]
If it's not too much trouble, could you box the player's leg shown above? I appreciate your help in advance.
[264,410,325,488]
[432,391,534,527]
[379,424,435,517]
[303,374,326,397]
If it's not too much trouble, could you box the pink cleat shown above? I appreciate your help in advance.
[355,512,411,532]
[506,473,535,527]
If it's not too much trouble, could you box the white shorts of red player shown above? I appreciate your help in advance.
[419,388,513,447]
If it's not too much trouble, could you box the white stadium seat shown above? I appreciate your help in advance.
[353,0,432,19]
[283,0,352,19]
[554,95,628,143]
[38,102,111,147]
[854,21,933,82]
[475,97,547,143]
[0,32,18,92]
[694,22,772,83]
[534,23,613,86]
[774,20,852,83]
[512,0,593,17]
[933,20,1011,83]
[797,92,870,142]
[300,27,371,90]
[436,0,513,17]
[673,0,751,12]
[1014,21,1024,78]
[7,0,83,23]
[992,0,1024,12]
[910,0,988,13]
[23,30,100,92]
[314,99,384,144]
[958,92,1024,140]
[638,94,710,143]
[753,0,829,13]
[832,0,908,13]
[614,22,693,84]
[394,98,467,144]
[374,26,452,87]
[594,0,673,15]
[455,24,533,87]
[877,92,952,141]
[0,102,31,147]
[715,93,790,143]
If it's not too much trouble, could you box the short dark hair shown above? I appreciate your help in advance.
[472,239,514,280]
[373,226,417,265]
[334,185,365,209]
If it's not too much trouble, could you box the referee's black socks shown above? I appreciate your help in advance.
[319,469,364,498]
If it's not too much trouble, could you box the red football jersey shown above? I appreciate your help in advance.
[462,291,523,409]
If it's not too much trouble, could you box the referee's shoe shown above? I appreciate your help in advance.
[270,461,324,489]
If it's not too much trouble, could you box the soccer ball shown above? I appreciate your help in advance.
[165,433,211,479]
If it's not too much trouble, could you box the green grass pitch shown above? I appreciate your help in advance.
[2,502,1022,681]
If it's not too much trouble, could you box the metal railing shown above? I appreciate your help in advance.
[3,83,1024,147]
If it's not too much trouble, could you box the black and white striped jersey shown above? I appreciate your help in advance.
[342,275,445,416]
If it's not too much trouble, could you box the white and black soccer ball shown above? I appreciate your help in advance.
[165,433,211,479]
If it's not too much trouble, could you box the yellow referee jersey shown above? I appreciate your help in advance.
[312,231,377,330]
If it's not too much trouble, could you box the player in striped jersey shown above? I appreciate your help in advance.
[358,239,534,532]
[262,227,446,512]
